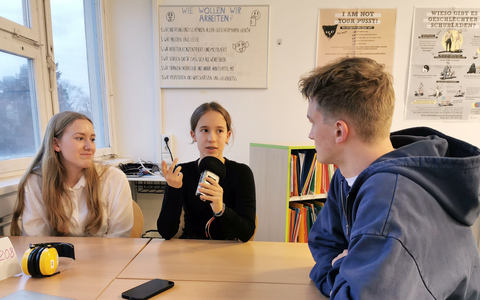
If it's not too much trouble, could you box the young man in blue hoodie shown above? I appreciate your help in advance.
[300,57,480,299]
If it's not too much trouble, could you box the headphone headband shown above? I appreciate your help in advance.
[29,242,75,260]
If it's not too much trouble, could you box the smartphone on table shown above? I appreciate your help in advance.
[121,278,174,300]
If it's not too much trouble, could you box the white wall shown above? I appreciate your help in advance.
[105,0,159,162]
[106,0,480,165]
[105,0,480,243]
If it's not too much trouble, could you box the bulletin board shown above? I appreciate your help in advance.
[158,5,269,88]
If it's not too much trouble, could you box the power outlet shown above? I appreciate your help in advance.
[161,134,173,164]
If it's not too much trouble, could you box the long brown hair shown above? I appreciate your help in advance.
[11,111,105,236]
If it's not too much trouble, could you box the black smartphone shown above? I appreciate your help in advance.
[121,279,174,300]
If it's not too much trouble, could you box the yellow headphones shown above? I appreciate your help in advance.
[21,242,75,278]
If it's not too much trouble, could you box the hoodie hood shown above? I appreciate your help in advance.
[352,127,480,226]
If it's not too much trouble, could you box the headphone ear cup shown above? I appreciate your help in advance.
[21,248,33,276]
[33,247,45,277]
[27,247,42,277]
[38,247,58,276]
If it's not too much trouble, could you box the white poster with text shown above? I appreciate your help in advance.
[405,7,480,121]
[158,5,269,88]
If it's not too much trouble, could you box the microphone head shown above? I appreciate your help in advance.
[198,156,226,180]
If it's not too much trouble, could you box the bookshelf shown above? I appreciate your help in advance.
[250,143,334,242]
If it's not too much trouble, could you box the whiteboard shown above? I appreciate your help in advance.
[158,5,269,88]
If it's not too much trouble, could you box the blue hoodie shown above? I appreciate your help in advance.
[308,127,480,299]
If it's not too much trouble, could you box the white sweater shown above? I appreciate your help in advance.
[22,165,133,237]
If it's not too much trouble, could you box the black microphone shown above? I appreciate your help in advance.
[196,156,226,198]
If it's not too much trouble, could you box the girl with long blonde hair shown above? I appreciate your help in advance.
[11,111,133,237]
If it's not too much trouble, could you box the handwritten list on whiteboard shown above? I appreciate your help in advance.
[158,5,269,88]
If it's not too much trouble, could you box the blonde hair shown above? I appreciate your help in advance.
[299,57,395,143]
[11,111,105,236]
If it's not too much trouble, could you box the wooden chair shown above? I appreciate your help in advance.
[131,201,144,238]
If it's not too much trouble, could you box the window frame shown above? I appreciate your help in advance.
[0,14,51,177]
[0,0,40,43]
[0,0,115,178]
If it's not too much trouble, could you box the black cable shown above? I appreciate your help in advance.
[164,136,174,162]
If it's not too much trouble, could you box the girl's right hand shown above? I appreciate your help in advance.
[162,158,183,189]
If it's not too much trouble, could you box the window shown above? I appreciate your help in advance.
[0,52,40,161]
[0,0,111,177]
[0,1,28,26]
[50,0,109,148]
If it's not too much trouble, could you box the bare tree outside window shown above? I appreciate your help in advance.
[0,0,110,172]
[0,53,39,160]
[56,63,92,116]
[51,0,108,148]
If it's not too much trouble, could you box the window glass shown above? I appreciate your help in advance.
[0,0,111,175]
[0,51,40,160]
[0,0,29,27]
[50,0,108,148]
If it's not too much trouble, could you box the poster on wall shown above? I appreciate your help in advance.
[405,7,480,122]
[158,5,269,88]
[316,9,397,74]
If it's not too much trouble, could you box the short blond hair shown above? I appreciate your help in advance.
[299,57,395,143]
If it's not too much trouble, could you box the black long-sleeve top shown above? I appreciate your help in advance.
[157,158,256,242]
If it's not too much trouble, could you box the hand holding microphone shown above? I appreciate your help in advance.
[162,158,183,189]
[196,156,226,213]
[199,176,224,213]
